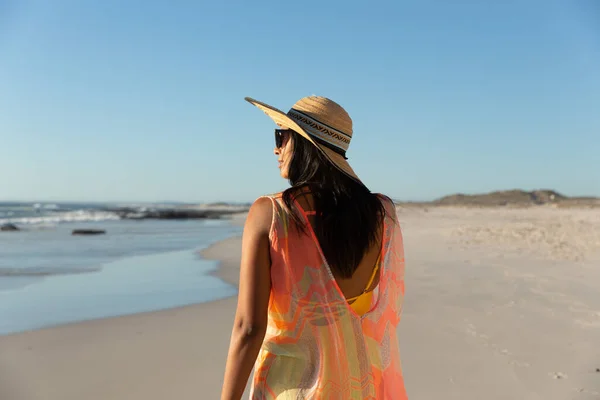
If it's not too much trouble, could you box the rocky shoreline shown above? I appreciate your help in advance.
[103,207,246,221]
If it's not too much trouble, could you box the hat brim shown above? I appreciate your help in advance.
[245,97,362,184]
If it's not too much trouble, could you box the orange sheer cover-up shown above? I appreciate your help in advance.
[250,193,407,400]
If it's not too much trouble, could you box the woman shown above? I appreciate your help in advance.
[221,96,407,399]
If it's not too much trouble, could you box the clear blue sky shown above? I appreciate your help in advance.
[1,0,598,203]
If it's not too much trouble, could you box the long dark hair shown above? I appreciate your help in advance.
[282,131,389,279]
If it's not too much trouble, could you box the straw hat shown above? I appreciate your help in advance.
[245,95,362,184]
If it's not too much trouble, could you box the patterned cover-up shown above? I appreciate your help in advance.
[250,193,407,399]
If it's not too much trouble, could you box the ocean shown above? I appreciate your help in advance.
[0,202,243,335]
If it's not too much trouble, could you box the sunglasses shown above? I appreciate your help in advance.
[274,129,292,148]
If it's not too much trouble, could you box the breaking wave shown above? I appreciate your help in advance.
[1,210,120,225]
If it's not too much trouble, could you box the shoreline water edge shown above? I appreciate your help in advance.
[200,212,246,288]
[0,213,247,336]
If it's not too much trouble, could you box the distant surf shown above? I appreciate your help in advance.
[0,201,248,226]
[0,202,121,225]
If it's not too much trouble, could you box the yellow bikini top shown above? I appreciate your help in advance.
[347,254,381,316]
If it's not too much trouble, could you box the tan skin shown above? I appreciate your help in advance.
[220,130,382,400]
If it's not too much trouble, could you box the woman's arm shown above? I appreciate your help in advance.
[221,197,273,400]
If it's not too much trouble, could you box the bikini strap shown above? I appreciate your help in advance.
[346,253,381,302]
[364,253,381,290]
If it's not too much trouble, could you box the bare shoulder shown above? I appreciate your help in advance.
[245,196,274,235]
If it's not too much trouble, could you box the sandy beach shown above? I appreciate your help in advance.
[1,206,599,399]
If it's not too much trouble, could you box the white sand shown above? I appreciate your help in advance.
[1,206,599,399]
[395,206,600,399]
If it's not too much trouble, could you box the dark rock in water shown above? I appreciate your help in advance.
[1,223,19,231]
[106,207,243,220]
[72,229,106,235]
[144,209,223,220]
